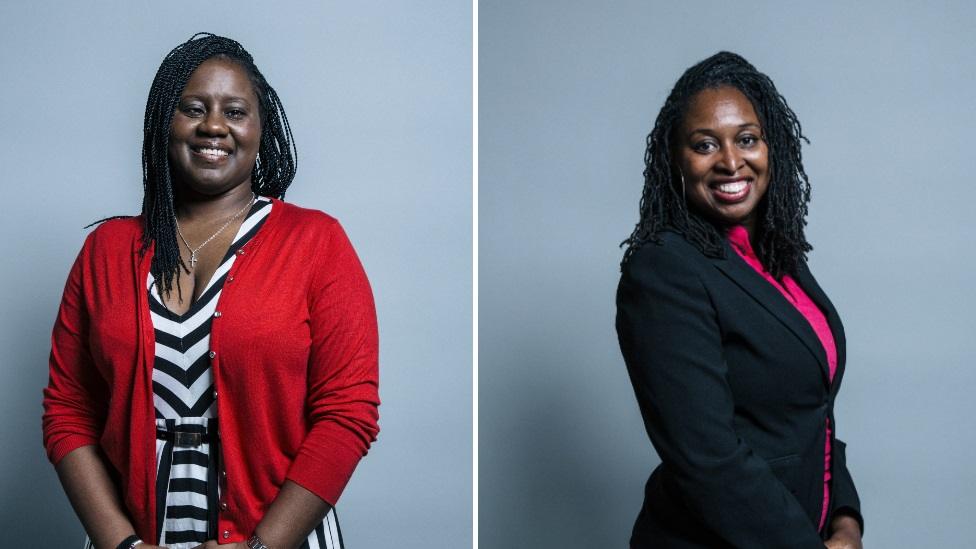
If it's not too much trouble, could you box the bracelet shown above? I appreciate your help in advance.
[246,533,271,549]
[115,535,142,549]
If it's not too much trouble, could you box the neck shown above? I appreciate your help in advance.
[739,216,759,247]
[174,183,255,224]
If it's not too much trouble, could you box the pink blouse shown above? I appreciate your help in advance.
[727,225,836,532]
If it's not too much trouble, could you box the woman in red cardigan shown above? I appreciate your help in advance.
[42,33,379,549]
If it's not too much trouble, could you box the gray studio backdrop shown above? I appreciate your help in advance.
[481,1,975,547]
[0,1,471,547]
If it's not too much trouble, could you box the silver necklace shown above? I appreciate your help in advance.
[175,193,256,268]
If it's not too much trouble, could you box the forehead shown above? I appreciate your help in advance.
[181,57,257,101]
[681,86,760,131]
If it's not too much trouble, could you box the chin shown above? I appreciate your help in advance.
[717,205,759,225]
[173,166,250,191]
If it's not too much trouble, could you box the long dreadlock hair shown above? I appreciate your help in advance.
[138,32,297,298]
[620,51,812,278]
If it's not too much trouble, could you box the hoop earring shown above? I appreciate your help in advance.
[677,170,691,224]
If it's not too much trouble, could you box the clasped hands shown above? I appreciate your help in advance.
[136,542,248,549]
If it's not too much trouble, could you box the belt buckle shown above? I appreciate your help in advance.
[174,431,202,447]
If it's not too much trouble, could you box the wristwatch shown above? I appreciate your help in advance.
[246,534,271,549]
[115,535,143,549]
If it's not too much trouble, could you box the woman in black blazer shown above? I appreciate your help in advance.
[616,52,863,548]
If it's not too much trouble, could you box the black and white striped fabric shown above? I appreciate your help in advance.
[84,197,344,549]
[148,197,272,548]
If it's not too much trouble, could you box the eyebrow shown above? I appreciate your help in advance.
[180,94,254,104]
[689,123,761,135]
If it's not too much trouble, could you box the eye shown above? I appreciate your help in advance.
[225,109,247,120]
[738,134,761,148]
[692,140,717,154]
[181,105,205,117]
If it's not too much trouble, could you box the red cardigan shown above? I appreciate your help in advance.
[42,199,380,544]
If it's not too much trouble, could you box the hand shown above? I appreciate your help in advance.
[824,535,861,549]
[824,515,863,549]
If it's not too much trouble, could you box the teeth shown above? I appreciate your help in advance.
[718,181,747,193]
[197,147,229,157]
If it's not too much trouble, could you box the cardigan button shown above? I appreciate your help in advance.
[214,311,222,318]
[227,276,234,282]
[220,501,228,511]
[223,530,230,539]
[209,351,216,359]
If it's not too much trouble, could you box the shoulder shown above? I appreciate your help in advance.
[271,199,343,235]
[616,231,718,315]
[270,199,361,262]
[79,216,143,256]
[622,230,713,281]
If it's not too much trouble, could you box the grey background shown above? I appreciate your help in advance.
[0,1,471,547]
[481,1,975,547]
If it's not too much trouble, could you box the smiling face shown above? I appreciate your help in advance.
[673,86,770,235]
[168,57,261,197]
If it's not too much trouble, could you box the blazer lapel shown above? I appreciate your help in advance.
[793,262,846,375]
[712,242,831,386]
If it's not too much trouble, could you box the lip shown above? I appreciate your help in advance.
[189,142,234,164]
[709,177,752,204]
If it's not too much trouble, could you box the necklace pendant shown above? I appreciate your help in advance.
[189,251,198,268]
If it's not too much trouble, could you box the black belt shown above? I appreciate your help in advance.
[155,429,217,447]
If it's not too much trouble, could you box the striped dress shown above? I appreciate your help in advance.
[84,197,344,549]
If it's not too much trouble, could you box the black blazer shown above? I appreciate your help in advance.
[616,231,862,549]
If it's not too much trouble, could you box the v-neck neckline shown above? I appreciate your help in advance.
[148,197,272,322]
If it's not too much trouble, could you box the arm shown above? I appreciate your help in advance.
[248,481,332,548]
[824,438,863,548]
[616,244,824,548]
[830,438,863,532]
[205,482,331,548]
[56,446,163,549]
[244,221,379,547]
[43,241,157,548]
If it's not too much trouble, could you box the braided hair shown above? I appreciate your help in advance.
[620,51,811,278]
[141,32,297,298]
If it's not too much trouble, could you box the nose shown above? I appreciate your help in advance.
[198,110,229,136]
[716,144,742,174]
